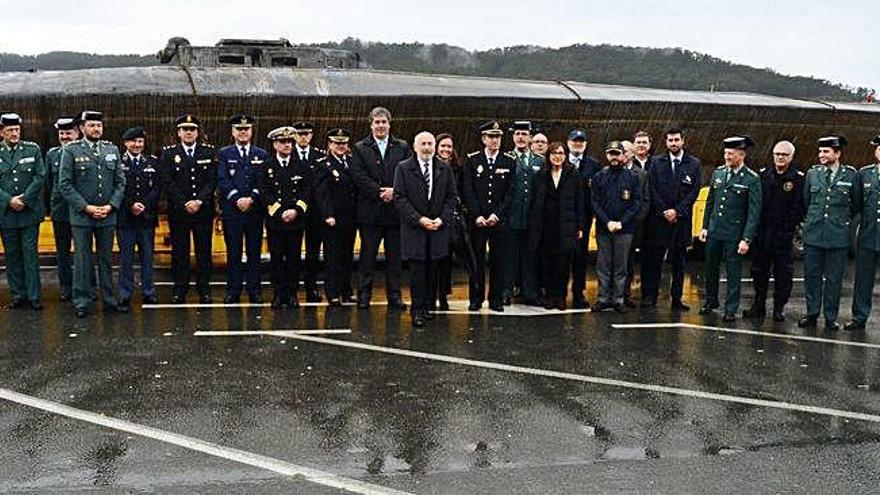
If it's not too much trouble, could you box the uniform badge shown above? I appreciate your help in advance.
[783,181,794,192]
[477,165,484,174]
[684,175,693,184]
[622,189,631,201]
[332,169,340,178]
[174,155,181,164]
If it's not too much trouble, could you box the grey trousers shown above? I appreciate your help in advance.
[596,232,633,304]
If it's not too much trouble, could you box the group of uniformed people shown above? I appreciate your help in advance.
[0,106,878,331]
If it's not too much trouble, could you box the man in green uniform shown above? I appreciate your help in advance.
[0,113,46,310]
[58,111,128,318]
[798,136,861,332]
[503,120,544,305]
[698,136,762,322]
[845,136,880,331]
[45,116,81,302]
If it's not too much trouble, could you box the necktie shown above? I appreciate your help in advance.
[301,150,308,161]
[488,157,495,167]
[825,168,832,184]
[187,148,194,158]
[240,146,247,159]
[378,141,387,159]
[282,159,288,167]
[423,162,431,199]
[673,158,680,174]
[91,142,99,155]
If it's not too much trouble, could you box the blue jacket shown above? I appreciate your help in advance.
[591,165,642,235]
[217,144,269,220]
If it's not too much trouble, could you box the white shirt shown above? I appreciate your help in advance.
[485,151,499,164]
[237,143,250,158]
[569,153,583,168]
[296,145,310,160]
[276,154,290,167]
[183,144,196,157]
[420,158,433,199]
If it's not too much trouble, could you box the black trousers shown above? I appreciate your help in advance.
[470,227,505,305]
[267,228,304,300]
[303,222,324,294]
[539,250,572,300]
[223,217,263,297]
[357,224,402,302]
[169,220,213,297]
[323,223,356,300]
[640,244,687,304]
[749,239,794,311]
[570,234,591,301]
[409,238,437,317]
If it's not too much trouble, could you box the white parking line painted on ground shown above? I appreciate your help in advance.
[720,278,805,283]
[276,333,880,424]
[142,302,388,309]
[612,323,880,350]
[195,329,352,337]
[434,301,591,316]
[0,388,410,495]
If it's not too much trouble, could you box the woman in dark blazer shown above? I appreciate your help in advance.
[528,142,585,309]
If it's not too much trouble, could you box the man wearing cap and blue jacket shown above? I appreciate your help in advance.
[217,114,268,304]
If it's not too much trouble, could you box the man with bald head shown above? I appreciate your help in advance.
[743,140,805,321]
[394,132,457,327]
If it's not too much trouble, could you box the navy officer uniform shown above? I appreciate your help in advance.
[259,126,312,309]
[314,129,358,306]
[117,126,161,306]
[743,153,805,321]
[462,121,516,312]
[58,110,127,317]
[291,121,328,303]
[846,136,880,331]
[159,113,218,304]
[798,136,861,332]
[217,114,269,304]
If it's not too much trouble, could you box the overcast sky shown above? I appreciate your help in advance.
[2,0,876,89]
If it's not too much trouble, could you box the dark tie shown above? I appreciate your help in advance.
[423,162,431,198]
[301,150,308,161]
[672,158,680,174]
[488,157,495,167]
[240,146,247,159]
[187,148,194,158]
[282,159,288,167]
[825,168,832,184]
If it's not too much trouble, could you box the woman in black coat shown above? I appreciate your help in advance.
[528,142,584,309]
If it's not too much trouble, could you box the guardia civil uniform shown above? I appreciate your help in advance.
[846,136,880,330]
[58,111,127,316]
[699,136,762,321]
[45,116,80,301]
[0,113,46,308]
[798,136,861,332]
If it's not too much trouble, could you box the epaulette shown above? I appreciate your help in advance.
[467,151,480,158]
[163,144,176,150]
[745,167,759,177]
[717,165,729,170]
[201,143,215,149]
[503,151,516,159]
[316,157,328,163]
[843,165,857,172]
[314,147,326,154]
[20,140,39,148]
[860,164,877,170]
[99,139,113,145]
[796,170,805,176]
[149,154,158,160]
[759,167,766,173]
[810,164,822,169]
[47,146,61,154]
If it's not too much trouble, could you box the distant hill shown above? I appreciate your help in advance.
[0,39,868,101]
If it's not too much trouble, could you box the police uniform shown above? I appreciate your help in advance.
[567,129,603,309]
[699,136,762,321]
[0,113,46,309]
[217,115,269,303]
[117,126,161,305]
[744,163,805,320]
[45,116,79,301]
[591,141,642,310]
[798,136,861,332]
[462,121,516,311]
[503,120,544,305]
[159,114,217,303]
[291,122,328,303]
[58,111,127,316]
[846,136,880,330]
[259,126,312,308]
[314,129,357,305]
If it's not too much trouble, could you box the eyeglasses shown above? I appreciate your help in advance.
[773,153,791,157]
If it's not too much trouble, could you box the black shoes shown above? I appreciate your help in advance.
[171,294,185,304]
[30,300,43,311]
[640,300,657,308]
[825,321,840,333]
[797,316,818,328]
[438,297,450,311]
[572,298,589,310]
[248,293,262,304]
[223,294,240,304]
[488,302,504,312]
[722,312,737,322]
[305,290,322,303]
[594,301,614,312]
[844,320,866,331]
[9,298,26,309]
[614,303,628,314]
[742,305,766,318]
[199,294,213,304]
[389,299,407,311]
[671,300,691,312]
[143,294,159,305]
[698,304,717,315]
[772,309,786,322]
[75,307,88,318]
[468,302,481,311]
